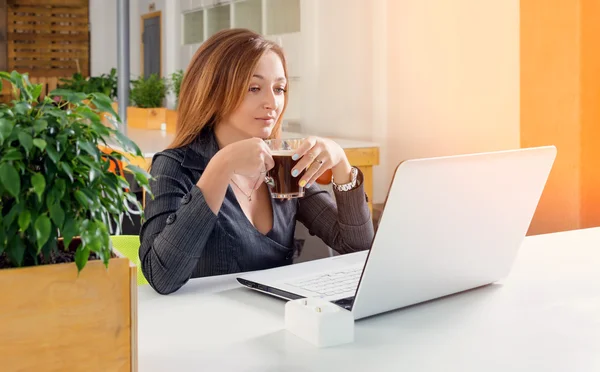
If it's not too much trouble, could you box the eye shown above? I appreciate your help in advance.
[274,87,287,94]
[249,87,260,93]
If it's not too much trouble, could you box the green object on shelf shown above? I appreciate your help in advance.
[110,235,148,286]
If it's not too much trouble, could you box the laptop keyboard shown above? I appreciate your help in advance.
[286,266,363,297]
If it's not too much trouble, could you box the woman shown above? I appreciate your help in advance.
[139,28,374,294]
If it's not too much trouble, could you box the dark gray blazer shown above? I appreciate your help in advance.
[139,128,374,294]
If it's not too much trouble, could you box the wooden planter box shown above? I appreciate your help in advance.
[127,107,177,132]
[98,103,178,133]
[0,257,138,371]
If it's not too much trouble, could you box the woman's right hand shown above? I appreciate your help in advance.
[197,138,274,214]
[216,138,275,188]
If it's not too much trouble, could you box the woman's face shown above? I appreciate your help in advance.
[221,51,287,140]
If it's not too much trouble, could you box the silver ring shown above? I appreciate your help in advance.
[312,159,324,168]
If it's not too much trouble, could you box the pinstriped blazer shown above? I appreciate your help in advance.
[139,128,374,294]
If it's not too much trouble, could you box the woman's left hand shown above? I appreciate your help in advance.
[291,136,352,188]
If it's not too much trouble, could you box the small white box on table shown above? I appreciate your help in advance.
[284,297,354,348]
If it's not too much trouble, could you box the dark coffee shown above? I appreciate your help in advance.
[267,152,306,198]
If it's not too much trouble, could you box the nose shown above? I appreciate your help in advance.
[263,89,277,110]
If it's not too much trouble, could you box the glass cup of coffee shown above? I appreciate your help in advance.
[264,138,306,199]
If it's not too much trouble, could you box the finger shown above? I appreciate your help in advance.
[292,145,321,177]
[306,159,332,187]
[298,155,328,187]
[308,162,331,187]
[259,153,275,175]
[259,142,275,171]
[297,161,320,188]
[292,137,317,162]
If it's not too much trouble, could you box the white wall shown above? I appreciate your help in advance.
[89,0,116,76]
[89,0,140,78]
[300,0,374,141]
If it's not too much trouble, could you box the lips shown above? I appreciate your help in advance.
[256,117,275,126]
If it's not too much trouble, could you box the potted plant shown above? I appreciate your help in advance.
[127,73,176,132]
[58,68,119,126]
[57,68,118,99]
[165,69,184,134]
[170,69,184,107]
[0,71,150,371]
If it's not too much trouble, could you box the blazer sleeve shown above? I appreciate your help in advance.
[139,154,218,294]
[296,168,374,254]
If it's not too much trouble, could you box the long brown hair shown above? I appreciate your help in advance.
[168,28,289,149]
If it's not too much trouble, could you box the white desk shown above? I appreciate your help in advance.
[138,228,600,371]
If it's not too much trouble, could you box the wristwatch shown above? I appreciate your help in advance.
[332,167,360,192]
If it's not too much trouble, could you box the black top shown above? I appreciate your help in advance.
[139,128,374,294]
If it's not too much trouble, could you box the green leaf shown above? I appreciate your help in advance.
[18,210,31,231]
[46,109,66,120]
[79,140,99,160]
[49,89,87,104]
[90,120,111,137]
[41,237,57,265]
[89,167,101,182]
[33,138,47,151]
[114,130,142,156]
[33,119,48,134]
[60,163,74,182]
[74,190,93,208]
[1,148,23,161]
[55,178,66,198]
[46,187,57,210]
[78,156,97,169]
[46,142,60,163]
[91,93,119,119]
[31,84,43,101]
[0,118,15,144]
[49,202,65,228]
[81,188,98,206]
[102,197,121,214]
[18,131,33,156]
[0,163,20,198]
[8,235,26,267]
[61,217,78,251]
[31,172,46,201]
[3,202,21,228]
[124,191,139,205]
[125,164,151,180]
[0,228,5,254]
[74,105,98,118]
[74,245,90,272]
[97,222,111,266]
[14,102,31,115]
[34,215,51,253]
[81,220,103,254]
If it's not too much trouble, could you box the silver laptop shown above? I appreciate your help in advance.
[237,146,557,320]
